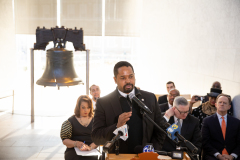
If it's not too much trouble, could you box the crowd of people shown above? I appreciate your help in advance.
[60,61,240,160]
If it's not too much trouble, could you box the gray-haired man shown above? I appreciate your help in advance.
[162,96,202,155]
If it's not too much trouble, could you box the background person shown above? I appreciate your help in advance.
[159,88,180,113]
[158,81,176,104]
[163,96,202,155]
[90,84,101,110]
[60,95,98,160]
[202,94,240,160]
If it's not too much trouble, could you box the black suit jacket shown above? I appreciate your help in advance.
[159,102,169,113]
[202,113,240,160]
[158,95,168,104]
[92,87,166,153]
[162,114,202,154]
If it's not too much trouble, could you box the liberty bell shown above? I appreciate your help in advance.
[34,26,85,88]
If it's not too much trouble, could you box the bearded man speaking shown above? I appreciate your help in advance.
[92,61,166,153]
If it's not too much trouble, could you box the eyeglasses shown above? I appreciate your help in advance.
[169,93,178,98]
[175,107,189,115]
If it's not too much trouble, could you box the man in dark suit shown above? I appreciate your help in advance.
[92,61,166,153]
[158,81,175,104]
[159,89,180,113]
[162,96,202,154]
[202,94,240,160]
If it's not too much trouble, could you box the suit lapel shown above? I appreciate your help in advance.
[213,114,225,142]
[110,89,123,117]
[169,116,175,125]
[225,115,232,142]
[181,115,190,137]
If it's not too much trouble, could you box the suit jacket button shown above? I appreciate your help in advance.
[224,145,226,148]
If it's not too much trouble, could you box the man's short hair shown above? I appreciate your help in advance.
[113,61,134,77]
[216,94,231,104]
[173,96,188,107]
[169,88,180,96]
[89,84,98,91]
[166,81,175,87]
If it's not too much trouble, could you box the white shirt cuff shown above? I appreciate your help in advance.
[231,153,237,159]
[214,152,220,158]
[163,115,169,122]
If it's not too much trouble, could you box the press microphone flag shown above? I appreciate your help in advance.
[128,93,152,114]
[166,123,181,140]
[113,124,128,141]
[165,123,198,154]
[103,125,129,153]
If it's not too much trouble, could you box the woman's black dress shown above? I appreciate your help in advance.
[60,115,98,160]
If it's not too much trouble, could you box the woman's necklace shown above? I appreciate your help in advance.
[79,117,91,127]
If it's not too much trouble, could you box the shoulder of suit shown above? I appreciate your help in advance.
[158,94,167,99]
[187,114,201,122]
[159,102,168,107]
[97,90,117,102]
[228,114,240,123]
[138,89,155,97]
[202,113,216,122]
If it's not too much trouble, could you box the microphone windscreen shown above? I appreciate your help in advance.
[134,145,144,154]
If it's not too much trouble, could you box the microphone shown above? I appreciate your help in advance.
[165,123,198,154]
[134,144,154,154]
[103,130,123,153]
[128,93,152,114]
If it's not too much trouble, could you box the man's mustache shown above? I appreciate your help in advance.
[124,83,133,88]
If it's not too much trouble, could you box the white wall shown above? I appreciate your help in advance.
[136,0,240,98]
[0,0,16,93]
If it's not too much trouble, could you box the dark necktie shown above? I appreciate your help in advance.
[127,95,132,111]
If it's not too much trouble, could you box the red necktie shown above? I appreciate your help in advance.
[221,116,228,155]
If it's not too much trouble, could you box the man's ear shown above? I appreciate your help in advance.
[113,77,117,84]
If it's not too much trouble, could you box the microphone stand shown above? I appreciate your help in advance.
[140,109,198,160]
[115,139,120,155]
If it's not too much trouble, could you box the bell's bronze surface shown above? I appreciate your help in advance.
[36,48,83,87]
[34,26,85,88]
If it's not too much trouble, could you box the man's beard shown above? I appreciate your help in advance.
[93,97,99,101]
[123,83,134,93]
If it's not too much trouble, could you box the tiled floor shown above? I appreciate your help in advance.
[0,112,68,160]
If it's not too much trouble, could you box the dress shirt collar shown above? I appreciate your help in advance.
[216,112,227,127]
[216,112,227,120]
[118,88,135,98]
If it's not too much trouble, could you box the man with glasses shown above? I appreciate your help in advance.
[162,96,202,154]
[159,89,180,113]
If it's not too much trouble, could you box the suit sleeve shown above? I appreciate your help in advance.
[231,120,240,156]
[151,94,167,150]
[91,99,117,145]
[157,97,161,104]
[202,118,219,156]
[191,119,202,154]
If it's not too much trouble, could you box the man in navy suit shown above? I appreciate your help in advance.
[202,94,240,160]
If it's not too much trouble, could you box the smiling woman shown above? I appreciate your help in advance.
[60,95,98,160]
